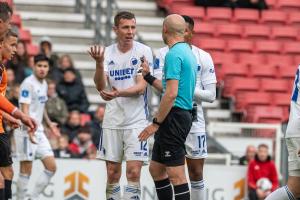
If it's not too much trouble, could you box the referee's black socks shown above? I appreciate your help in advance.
[174,183,190,200]
[4,180,12,200]
[154,178,173,200]
[0,188,4,200]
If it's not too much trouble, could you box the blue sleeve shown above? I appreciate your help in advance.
[164,52,181,80]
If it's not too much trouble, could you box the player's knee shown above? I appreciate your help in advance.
[107,168,121,183]
[149,164,166,180]
[45,162,57,173]
[168,172,187,185]
[2,167,14,180]
[126,167,141,182]
[188,168,203,181]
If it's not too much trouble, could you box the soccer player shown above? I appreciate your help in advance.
[0,29,37,200]
[89,11,153,200]
[141,15,217,200]
[265,66,300,200]
[15,54,60,200]
[139,14,197,200]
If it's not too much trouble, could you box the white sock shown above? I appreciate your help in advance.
[265,186,296,200]
[123,182,141,200]
[106,183,121,200]
[191,180,205,200]
[16,173,30,200]
[30,169,55,199]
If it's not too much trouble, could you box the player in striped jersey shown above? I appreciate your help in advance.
[141,15,217,200]
[266,66,300,200]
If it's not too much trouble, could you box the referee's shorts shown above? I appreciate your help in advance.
[152,107,192,166]
[0,133,13,167]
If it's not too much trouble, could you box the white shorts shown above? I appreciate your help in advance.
[97,128,149,163]
[185,132,208,159]
[14,130,54,161]
[285,137,300,176]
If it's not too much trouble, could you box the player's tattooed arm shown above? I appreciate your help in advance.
[89,45,106,91]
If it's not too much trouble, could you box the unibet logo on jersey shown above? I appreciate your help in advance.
[64,171,89,200]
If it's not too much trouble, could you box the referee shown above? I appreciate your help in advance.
[139,14,197,200]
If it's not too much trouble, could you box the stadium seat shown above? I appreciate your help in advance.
[158,0,193,10]
[238,53,266,65]
[243,25,271,40]
[266,54,294,67]
[221,62,249,81]
[260,79,288,93]
[227,39,254,53]
[271,27,298,41]
[19,29,32,43]
[265,0,278,8]
[288,12,300,26]
[193,22,216,38]
[247,106,285,123]
[294,55,300,65]
[11,14,22,28]
[80,113,91,126]
[169,6,205,20]
[277,0,300,11]
[273,93,290,107]
[233,9,260,24]
[250,64,277,78]
[284,42,300,54]
[223,77,260,98]
[216,24,243,39]
[279,66,296,79]
[235,92,271,111]
[206,8,233,23]
[260,10,287,25]
[256,41,282,54]
[193,38,227,52]
[26,44,39,56]
[210,52,237,66]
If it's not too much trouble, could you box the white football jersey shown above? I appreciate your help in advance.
[19,75,48,131]
[154,45,217,133]
[102,41,153,129]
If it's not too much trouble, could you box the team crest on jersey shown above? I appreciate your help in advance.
[21,90,29,98]
[131,57,138,66]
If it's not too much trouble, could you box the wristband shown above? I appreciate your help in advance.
[143,72,156,85]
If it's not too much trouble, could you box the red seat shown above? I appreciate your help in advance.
[279,66,297,79]
[19,29,32,43]
[210,52,237,66]
[26,44,39,56]
[238,53,266,65]
[11,14,22,28]
[193,38,226,52]
[216,24,243,39]
[266,54,294,67]
[284,42,300,54]
[277,0,300,11]
[227,39,254,53]
[261,79,288,93]
[193,22,216,38]
[273,93,291,107]
[250,64,277,78]
[243,25,270,40]
[294,55,300,65]
[235,92,271,111]
[169,6,205,20]
[260,10,287,25]
[206,8,233,23]
[265,0,278,8]
[223,77,260,97]
[256,41,282,54]
[80,113,91,126]
[158,0,193,10]
[221,62,249,81]
[247,106,285,123]
[234,9,260,24]
[272,27,298,41]
[288,12,300,26]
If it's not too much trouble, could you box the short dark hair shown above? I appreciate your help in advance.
[0,2,13,22]
[181,15,194,29]
[4,28,17,39]
[114,11,135,27]
[258,144,269,149]
[34,54,49,64]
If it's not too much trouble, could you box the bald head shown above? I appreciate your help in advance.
[163,14,186,37]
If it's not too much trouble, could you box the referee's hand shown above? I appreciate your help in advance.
[138,124,159,141]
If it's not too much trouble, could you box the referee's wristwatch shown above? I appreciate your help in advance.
[152,118,161,126]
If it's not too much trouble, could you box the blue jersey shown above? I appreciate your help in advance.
[162,42,197,110]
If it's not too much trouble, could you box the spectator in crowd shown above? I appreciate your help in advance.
[39,36,59,78]
[88,105,105,148]
[7,84,19,107]
[195,0,231,7]
[68,125,97,159]
[6,41,29,83]
[61,110,82,142]
[239,145,256,165]
[53,134,73,158]
[247,144,279,200]
[46,79,69,126]
[52,54,82,84]
[56,68,89,113]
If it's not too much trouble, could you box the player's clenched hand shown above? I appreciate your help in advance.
[6,118,21,129]
[100,87,119,101]
[138,124,159,141]
[88,45,105,64]
[140,56,150,77]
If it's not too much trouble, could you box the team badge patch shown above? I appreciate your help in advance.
[131,58,138,66]
[21,90,29,97]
